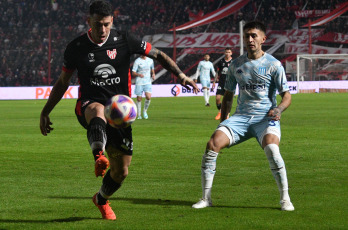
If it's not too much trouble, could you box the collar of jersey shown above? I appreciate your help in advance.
[87,28,110,47]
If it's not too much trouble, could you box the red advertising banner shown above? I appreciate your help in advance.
[284,43,348,54]
[303,2,348,27]
[169,0,250,31]
[317,32,348,44]
[295,9,330,18]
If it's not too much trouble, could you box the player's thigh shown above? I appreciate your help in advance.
[217,114,253,147]
[251,118,281,147]
[143,84,152,94]
[75,99,104,128]
[201,79,210,88]
[134,85,144,96]
[85,102,105,124]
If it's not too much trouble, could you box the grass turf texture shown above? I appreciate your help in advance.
[0,93,347,229]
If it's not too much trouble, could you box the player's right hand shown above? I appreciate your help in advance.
[40,113,54,136]
[179,74,199,94]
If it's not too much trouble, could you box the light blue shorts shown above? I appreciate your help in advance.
[217,114,281,147]
[200,78,211,88]
[135,84,152,96]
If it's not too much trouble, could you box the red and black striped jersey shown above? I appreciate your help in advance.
[63,29,152,104]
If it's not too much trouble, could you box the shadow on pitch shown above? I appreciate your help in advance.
[0,217,99,224]
[48,196,279,210]
[49,195,193,206]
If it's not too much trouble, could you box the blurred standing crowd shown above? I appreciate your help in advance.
[1,0,347,86]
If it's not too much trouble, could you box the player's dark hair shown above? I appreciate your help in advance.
[225,47,232,51]
[89,0,113,16]
[243,21,266,34]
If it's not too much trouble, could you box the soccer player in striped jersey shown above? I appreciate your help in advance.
[192,21,294,211]
[39,0,198,220]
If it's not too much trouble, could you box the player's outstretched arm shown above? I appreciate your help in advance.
[268,91,291,121]
[147,47,199,93]
[220,90,234,122]
[40,71,72,136]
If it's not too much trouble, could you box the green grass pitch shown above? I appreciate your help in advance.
[0,93,347,229]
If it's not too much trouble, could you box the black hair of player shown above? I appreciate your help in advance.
[243,21,266,34]
[90,0,113,17]
[225,47,232,51]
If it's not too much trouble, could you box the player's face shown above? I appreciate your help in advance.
[243,28,266,58]
[88,14,113,43]
[204,55,210,61]
[224,50,232,58]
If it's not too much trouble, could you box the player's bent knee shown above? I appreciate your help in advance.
[206,139,220,153]
[109,167,128,183]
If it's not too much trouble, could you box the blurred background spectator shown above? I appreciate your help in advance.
[1,0,347,86]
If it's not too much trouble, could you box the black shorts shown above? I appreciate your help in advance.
[75,99,133,155]
[216,83,226,96]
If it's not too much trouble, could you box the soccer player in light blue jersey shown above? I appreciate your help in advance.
[132,55,155,119]
[193,54,216,106]
[192,21,294,211]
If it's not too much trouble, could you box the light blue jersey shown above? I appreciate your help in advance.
[132,57,154,85]
[225,53,289,116]
[197,60,216,82]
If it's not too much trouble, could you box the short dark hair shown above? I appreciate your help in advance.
[89,0,113,16]
[225,47,232,51]
[243,21,266,34]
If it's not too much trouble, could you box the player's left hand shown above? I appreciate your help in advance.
[179,73,199,94]
[268,107,282,121]
[40,113,54,136]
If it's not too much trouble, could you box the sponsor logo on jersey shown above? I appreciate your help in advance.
[88,53,95,62]
[91,64,120,86]
[107,49,117,59]
[258,67,267,75]
[240,82,266,91]
[221,67,229,75]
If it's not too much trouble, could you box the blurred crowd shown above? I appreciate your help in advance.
[1,0,347,86]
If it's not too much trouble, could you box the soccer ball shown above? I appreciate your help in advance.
[104,95,137,128]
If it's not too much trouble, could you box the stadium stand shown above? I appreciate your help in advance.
[1,0,347,86]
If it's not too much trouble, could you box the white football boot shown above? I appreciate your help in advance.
[192,199,212,209]
[280,200,295,211]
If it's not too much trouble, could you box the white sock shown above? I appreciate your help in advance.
[201,150,218,200]
[144,99,151,112]
[136,101,141,117]
[203,89,208,104]
[264,144,290,201]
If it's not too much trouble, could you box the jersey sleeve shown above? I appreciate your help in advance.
[210,63,216,76]
[62,42,77,73]
[224,65,237,93]
[150,59,154,70]
[274,62,289,94]
[126,32,152,55]
[132,59,139,72]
